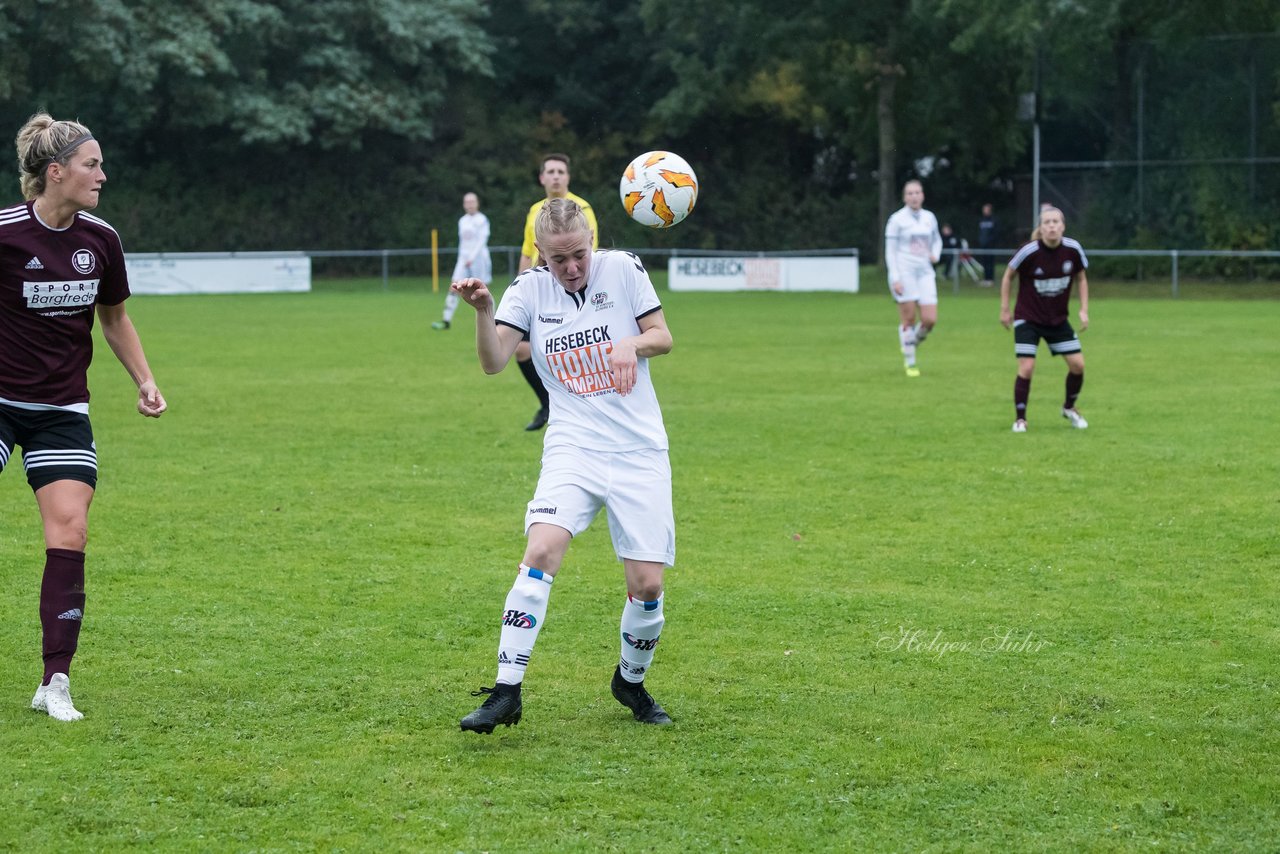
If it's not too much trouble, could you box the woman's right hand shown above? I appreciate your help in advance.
[892,281,904,296]
[451,277,494,313]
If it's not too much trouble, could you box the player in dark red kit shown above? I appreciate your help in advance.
[999,206,1090,433]
[1,112,166,721]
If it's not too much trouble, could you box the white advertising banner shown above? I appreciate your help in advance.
[668,255,859,292]
[125,253,312,295]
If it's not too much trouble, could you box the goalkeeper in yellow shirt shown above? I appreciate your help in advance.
[514,153,598,431]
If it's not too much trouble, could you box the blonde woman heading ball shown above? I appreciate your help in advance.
[885,179,942,377]
[451,198,675,733]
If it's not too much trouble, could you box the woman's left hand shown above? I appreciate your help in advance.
[610,339,639,396]
[137,381,167,417]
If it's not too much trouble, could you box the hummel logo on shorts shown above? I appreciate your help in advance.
[26,256,44,270]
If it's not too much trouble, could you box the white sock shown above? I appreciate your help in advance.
[618,595,664,683]
[496,564,553,685]
[914,322,929,344]
[442,291,460,323]
[899,326,917,365]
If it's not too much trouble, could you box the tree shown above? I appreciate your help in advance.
[0,0,494,149]
[0,0,500,250]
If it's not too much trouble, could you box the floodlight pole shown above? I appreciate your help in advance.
[1031,45,1041,229]
[1032,124,1040,227]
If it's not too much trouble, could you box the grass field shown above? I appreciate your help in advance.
[1,276,1277,851]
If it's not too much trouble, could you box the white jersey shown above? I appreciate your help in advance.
[495,250,668,452]
[884,206,942,283]
[452,212,492,282]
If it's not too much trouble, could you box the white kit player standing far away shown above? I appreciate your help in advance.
[885,179,942,377]
[450,197,677,733]
[433,191,490,331]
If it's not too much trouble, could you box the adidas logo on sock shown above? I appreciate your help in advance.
[57,608,83,621]
[498,651,511,664]
[25,256,44,270]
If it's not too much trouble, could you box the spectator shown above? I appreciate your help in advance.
[939,223,961,279]
[977,202,998,286]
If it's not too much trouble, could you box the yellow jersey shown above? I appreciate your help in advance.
[520,191,599,266]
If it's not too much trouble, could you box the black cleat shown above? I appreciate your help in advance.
[610,666,673,725]
[460,683,522,733]
[524,406,549,431]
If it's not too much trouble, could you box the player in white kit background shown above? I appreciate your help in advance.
[450,198,676,733]
[433,191,490,331]
[884,179,942,377]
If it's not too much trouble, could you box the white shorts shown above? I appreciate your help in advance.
[888,266,938,305]
[525,445,675,567]
[452,252,492,284]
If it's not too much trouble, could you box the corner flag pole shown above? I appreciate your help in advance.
[431,229,439,294]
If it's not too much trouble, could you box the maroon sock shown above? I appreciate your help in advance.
[40,548,86,684]
[1064,371,1084,410]
[1014,376,1031,421]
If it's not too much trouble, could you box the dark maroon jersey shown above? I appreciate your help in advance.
[0,201,130,409]
[1008,237,1088,326]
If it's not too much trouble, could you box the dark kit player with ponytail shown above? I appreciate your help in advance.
[1,112,167,721]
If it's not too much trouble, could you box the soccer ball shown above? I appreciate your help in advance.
[619,151,698,228]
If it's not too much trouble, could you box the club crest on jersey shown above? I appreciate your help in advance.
[72,249,96,275]
[1062,260,1073,274]
[591,291,613,310]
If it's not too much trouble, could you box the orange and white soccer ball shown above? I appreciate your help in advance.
[619,151,698,228]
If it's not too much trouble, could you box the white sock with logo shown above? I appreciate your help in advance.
[618,594,664,684]
[496,564,553,685]
[899,326,917,365]
[913,322,929,344]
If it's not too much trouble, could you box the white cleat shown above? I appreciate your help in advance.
[1012,419,1028,433]
[32,673,84,721]
[1062,407,1089,429]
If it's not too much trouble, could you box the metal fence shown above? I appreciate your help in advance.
[133,245,1278,297]
[942,248,1280,297]
[303,245,861,289]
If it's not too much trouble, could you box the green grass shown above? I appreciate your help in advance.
[2,279,1277,851]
